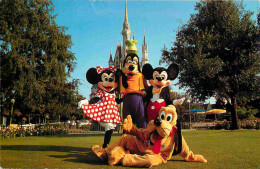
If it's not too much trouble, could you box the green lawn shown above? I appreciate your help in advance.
[1,130,260,169]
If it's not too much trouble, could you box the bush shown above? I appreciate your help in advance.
[223,120,231,130]
[215,121,223,130]
[0,124,69,138]
[240,118,260,129]
[214,119,260,130]
[80,125,91,131]
[214,120,231,130]
[256,121,260,130]
[68,129,87,134]
[181,122,190,129]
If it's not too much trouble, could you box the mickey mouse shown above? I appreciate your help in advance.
[142,63,184,122]
[79,65,127,148]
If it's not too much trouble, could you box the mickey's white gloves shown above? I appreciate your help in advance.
[173,97,185,106]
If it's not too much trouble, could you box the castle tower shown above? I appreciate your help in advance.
[108,50,114,67]
[108,0,149,69]
[141,32,149,67]
[114,44,122,69]
[132,28,135,40]
[121,0,131,62]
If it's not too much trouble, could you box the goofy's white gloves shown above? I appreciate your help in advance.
[78,99,89,109]
[173,97,185,106]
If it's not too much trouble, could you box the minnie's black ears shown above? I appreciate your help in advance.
[86,68,99,84]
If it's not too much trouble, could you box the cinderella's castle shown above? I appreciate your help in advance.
[108,0,149,69]
[90,1,149,100]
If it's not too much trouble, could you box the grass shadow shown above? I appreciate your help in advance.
[1,145,104,165]
[38,133,123,138]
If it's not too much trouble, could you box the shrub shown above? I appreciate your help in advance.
[0,124,69,138]
[215,121,223,130]
[181,122,190,129]
[68,129,87,134]
[223,120,231,130]
[240,118,260,129]
[256,121,260,130]
[214,120,231,130]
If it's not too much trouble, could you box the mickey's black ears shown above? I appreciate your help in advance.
[86,68,99,84]
[142,63,154,80]
[167,63,179,80]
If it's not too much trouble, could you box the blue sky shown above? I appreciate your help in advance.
[52,0,259,103]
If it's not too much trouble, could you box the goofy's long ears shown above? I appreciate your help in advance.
[173,119,182,156]
[116,69,128,89]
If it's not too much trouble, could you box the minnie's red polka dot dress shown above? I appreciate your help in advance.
[82,89,121,124]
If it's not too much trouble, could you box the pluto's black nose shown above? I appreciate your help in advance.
[154,119,161,127]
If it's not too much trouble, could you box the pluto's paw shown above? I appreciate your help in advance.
[92,145,107,160]
[108,146,126,166]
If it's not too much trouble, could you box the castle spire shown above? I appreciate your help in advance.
[108,49,114,66]
[121,0,131,60]
[143,30,146,45]
[133,28,135,40]
[109,49,113,61]
[163,43,166,50]
[123,0,129,29]
[142,30,149,67]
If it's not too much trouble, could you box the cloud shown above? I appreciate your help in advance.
[90,0,117,16]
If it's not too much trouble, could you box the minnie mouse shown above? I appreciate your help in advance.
[142,63,185,122]
[79,65,127,148]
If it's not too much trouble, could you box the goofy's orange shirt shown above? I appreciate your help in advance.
[120,72,148,97]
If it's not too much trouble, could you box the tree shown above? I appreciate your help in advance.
[160,0,259,129]
[43,79,85,122]
[237,106,258,120]
[0,0,80,123]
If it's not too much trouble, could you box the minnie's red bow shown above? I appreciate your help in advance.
[96,65,117,74]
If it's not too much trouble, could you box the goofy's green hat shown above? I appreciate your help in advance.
[126,40,138,54]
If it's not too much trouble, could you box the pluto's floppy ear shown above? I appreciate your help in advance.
[167,63,179,80]
[86,68,99,84]
[142,63,153,80]
[173,119,182,156]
